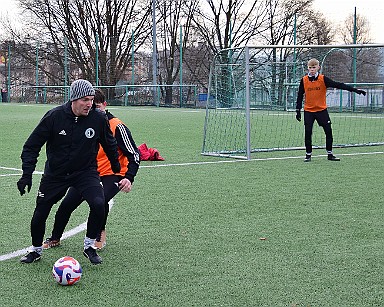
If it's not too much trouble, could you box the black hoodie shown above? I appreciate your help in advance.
[20,101,120,177]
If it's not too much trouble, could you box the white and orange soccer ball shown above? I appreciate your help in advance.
[52,256,82,286]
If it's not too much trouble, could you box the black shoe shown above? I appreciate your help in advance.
[83,247,103,265]
[20,251,41,263]
[304,155,311,162]
[328,154,340,161]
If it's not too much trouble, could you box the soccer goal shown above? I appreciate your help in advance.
[202,44,384,159]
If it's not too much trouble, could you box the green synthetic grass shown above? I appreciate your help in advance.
[0,103,383,307]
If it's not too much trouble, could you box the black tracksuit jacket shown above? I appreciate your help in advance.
[20,101,120,177]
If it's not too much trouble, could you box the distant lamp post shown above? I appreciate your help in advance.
[179,24,183,107]
[152,0,158,106]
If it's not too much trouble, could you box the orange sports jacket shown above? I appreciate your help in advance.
[303,74,327,112]
[97,117,128,177]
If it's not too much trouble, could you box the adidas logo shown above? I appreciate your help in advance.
[59,130,67,135]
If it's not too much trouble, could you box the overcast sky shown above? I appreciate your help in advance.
[312,0,384,43]
[0,0,383,43]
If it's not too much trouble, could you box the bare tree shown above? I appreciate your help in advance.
[340,13,372,44]
[182,38,213,93]
[252,0,335,106]
[193,0,268,54]
[156,0,199,105]
[296,12,334,45]
[332,13,379,85]
[190,0,269,106]
[5,0,152,90]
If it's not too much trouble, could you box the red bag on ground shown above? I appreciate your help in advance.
[138,143,165,161]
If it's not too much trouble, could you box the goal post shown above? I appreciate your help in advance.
[202,44,384,159]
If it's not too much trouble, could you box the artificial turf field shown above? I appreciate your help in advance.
[0,103,383,306]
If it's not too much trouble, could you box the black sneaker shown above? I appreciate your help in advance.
[304,155,311,162]
[20,251,41,263]
[83,247,103,265]
[328,154,340,161]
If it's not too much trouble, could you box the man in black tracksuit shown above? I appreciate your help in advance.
[43,88,140,251]
[17,79,121,265]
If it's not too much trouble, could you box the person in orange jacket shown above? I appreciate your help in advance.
[43,88,140,251]
[295,58,366,162]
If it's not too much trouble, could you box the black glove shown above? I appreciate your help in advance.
[111,162,121,174]
[355,89,366,96]
[296,110,301,122]
[17,174,32,196]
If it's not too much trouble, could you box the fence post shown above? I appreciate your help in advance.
[179,25,183,107]
[64,37,68,102]
[131,30,135,87]
[7,43,11,102]
[245,46,251,160]
[124,85,128,106]
[35,42,39,104]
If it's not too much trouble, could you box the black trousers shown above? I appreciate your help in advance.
[30,170,104,247]
[50,174,122,241]
[304,109,333,154]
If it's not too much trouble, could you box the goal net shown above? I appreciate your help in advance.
[202,44,384,159]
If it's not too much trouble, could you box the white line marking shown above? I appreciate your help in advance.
[0,167,24,171]
[1,150,383,261]
[139,151,384,168]
[2,151,384,173]
[0,222,89,261]
[0,167,43,175]
[0,174,22,177]
[0,249,29,261]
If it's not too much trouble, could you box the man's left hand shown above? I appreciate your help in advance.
[356,89,366,96]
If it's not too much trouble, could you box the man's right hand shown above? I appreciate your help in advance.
[17,174,32,196]
[296,110,301,122]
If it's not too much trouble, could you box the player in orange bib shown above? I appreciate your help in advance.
[43,88,140,251]
[295,58,366,162]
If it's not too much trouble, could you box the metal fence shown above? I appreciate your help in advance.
[14,84,201,108]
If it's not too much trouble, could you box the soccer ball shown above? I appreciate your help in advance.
[52,256,82,286]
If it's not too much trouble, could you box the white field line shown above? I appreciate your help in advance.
[1,150,383,262]
[0,222,88,261]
